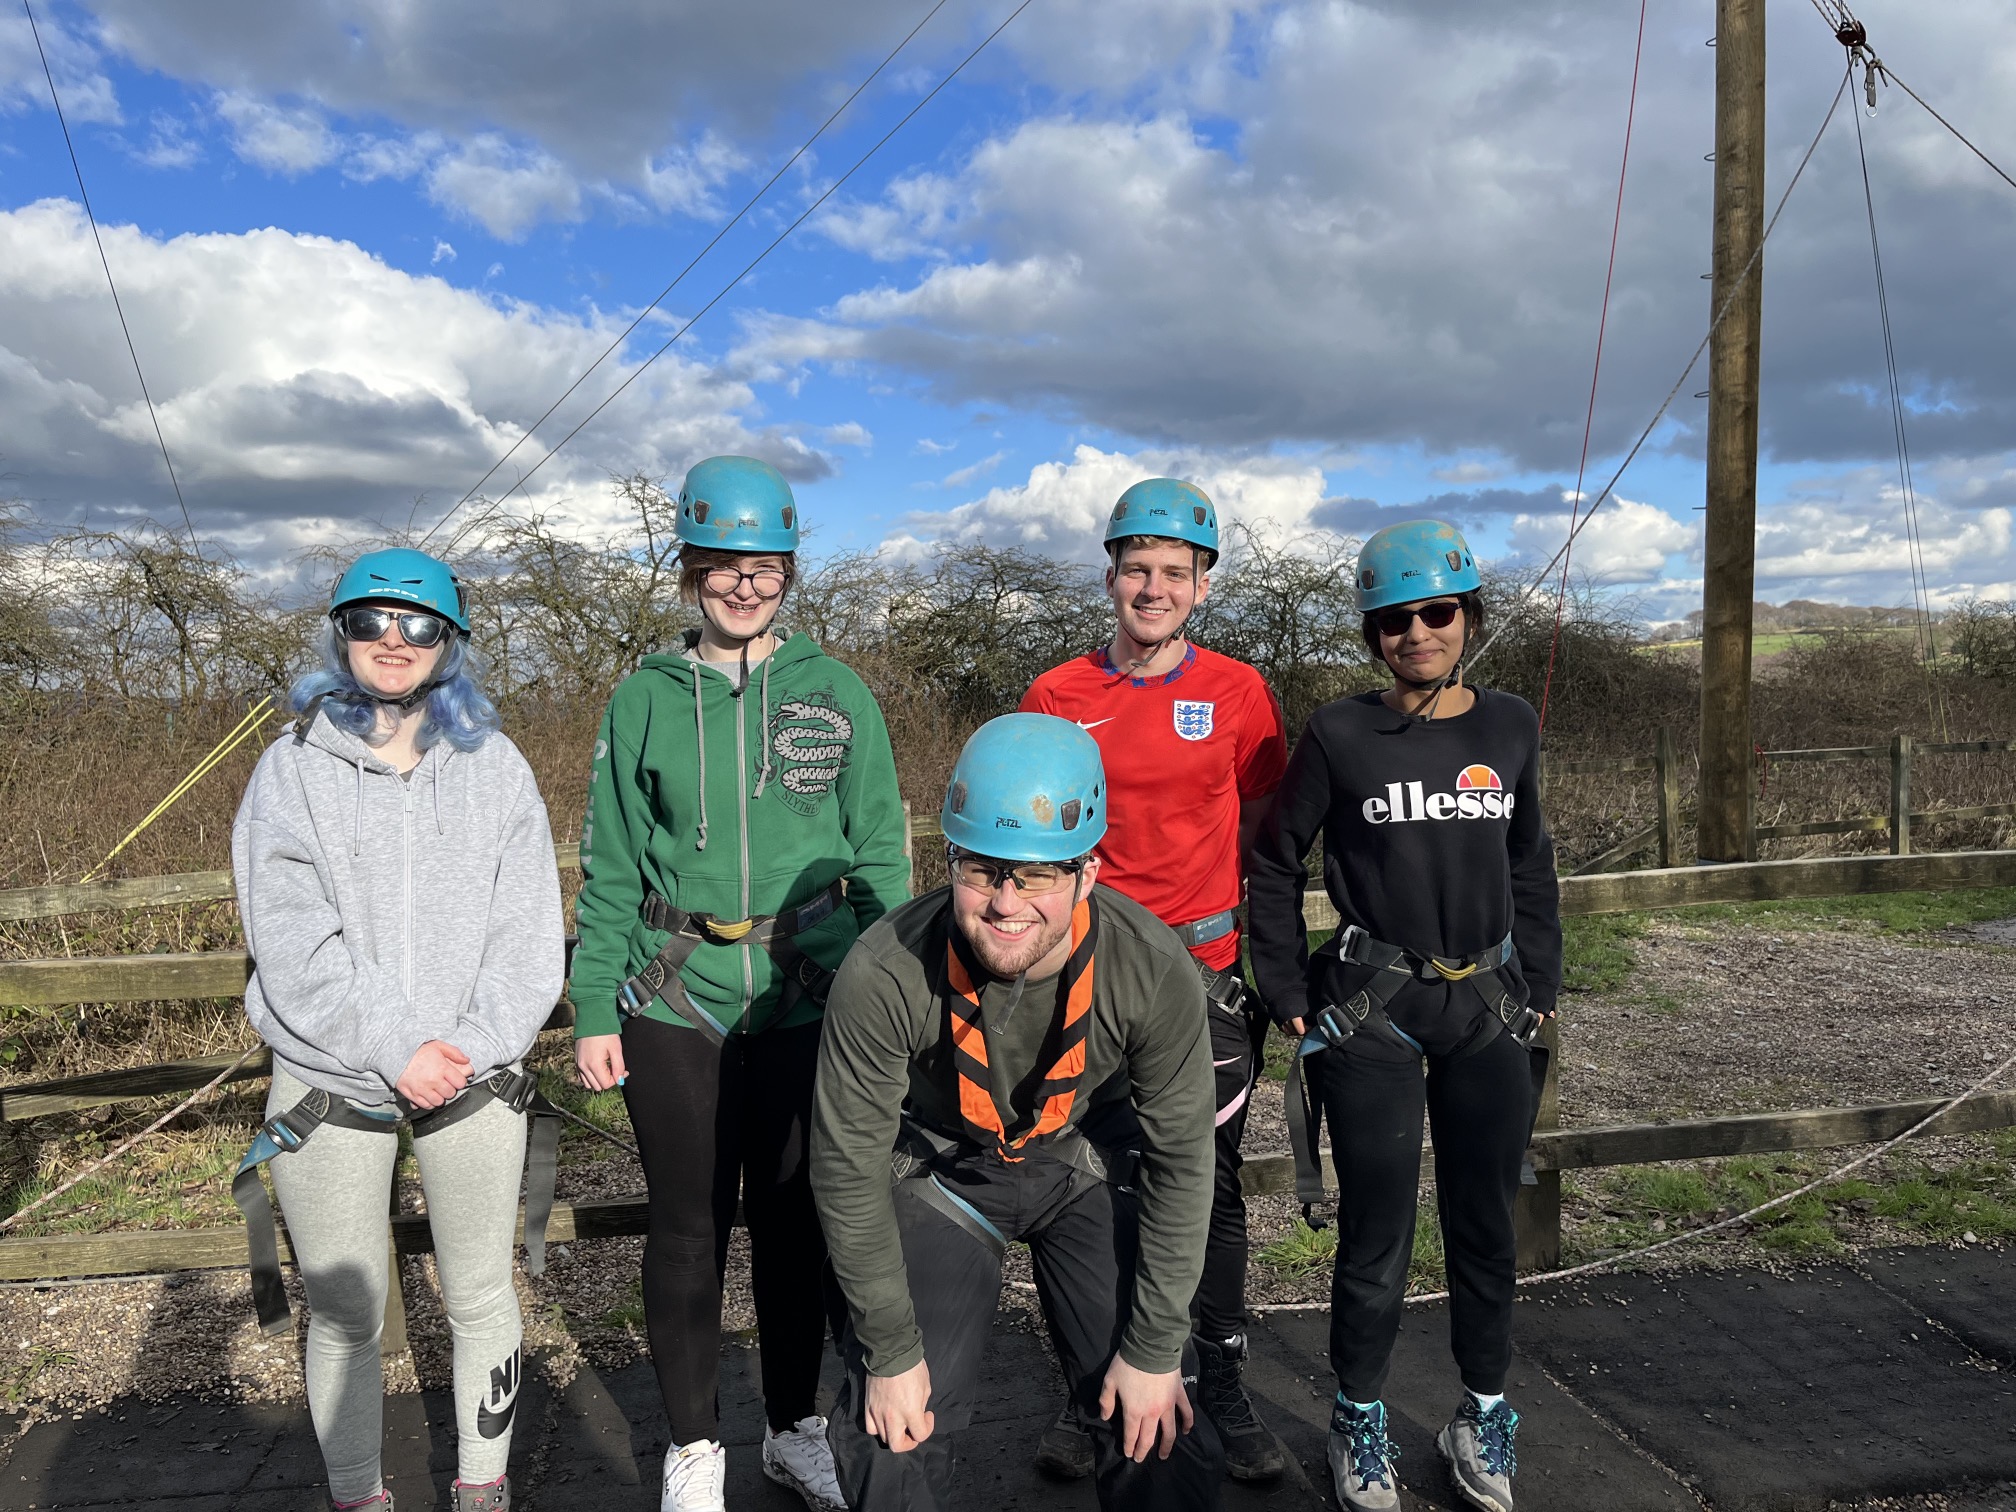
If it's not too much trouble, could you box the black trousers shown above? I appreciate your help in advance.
[1312,1012,1535,1402]
[622,1014,836,1442]
[828,1148,1225,1510]
[1195,993,1269,1341]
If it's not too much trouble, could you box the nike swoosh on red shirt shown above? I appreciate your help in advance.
[1078,718,1116,730]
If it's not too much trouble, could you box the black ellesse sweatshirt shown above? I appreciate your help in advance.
[1246,687,1562,1041]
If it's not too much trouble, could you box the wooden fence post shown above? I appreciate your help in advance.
[1513,1016,1562,1271]
[1655,725,1682,869]
[381,1158,409,1357]
[1891,734,1913,857]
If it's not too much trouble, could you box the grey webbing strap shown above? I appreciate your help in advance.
[1196,959,1246,1014]
[1283,1054,1329,1215]
[622,882,845,1040]
[521,1105,562,1274]
[1172,909,1237,949]
[232,1088,400,1334]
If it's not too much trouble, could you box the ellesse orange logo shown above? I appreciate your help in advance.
[1363,765,1513,824]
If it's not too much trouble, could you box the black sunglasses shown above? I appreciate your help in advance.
[1371,600,1462,638]
[335,606,454,648]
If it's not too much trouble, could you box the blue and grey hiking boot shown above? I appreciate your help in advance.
[1437,1395,1519,1512]
[1327,1397,1401,1511]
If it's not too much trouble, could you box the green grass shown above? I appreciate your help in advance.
[599,1279,647,1331]
[1552,887,2016,1002]
[1255,1206,1446,1293]
[1668,886,2016,936]
[1575,1141,2016,1262]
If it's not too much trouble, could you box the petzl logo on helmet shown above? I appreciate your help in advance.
[1173,701,1215,741]
[1362,763,1514,824]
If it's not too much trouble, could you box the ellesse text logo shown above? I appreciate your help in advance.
[1362,764,1513,824]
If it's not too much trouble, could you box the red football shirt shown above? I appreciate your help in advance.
[1021,644,1288,970]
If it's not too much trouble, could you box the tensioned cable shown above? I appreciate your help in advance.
[1456,72,1852,690]
[425,0,955,538]
[1538,0,1648,733]
[22,0,198,553]
[1850,71,1949,740]
[428,0,1038,554]
[1248,1037,2016,1311]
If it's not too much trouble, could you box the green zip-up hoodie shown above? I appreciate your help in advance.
[570,631,910,1040]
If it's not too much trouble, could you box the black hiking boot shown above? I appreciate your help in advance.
[1197,1333,1287,1481]
[1033,1399,1095,1480]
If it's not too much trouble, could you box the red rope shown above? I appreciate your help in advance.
[1539,0,1648,732]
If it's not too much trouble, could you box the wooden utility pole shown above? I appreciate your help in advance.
[1698,0,1766,863]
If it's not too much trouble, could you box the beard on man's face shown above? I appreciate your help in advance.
[954,891,1076,979]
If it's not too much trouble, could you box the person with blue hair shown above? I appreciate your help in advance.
[231,547,565,1512]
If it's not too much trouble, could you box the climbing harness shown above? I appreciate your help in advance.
[1171,909,1236,952]
[1284,927,1544,1219]
[888,1113,1138,1262]
[232,1067,563,1334]
[946,894,1097,1163]
[616,880,845,1042]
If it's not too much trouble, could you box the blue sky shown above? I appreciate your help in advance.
[6,0,2016,624]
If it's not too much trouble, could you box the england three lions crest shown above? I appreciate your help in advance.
[1173,700,1215,741]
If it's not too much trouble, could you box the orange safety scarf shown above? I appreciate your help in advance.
[944,894,1098,1162]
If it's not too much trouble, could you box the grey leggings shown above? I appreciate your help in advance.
[266,1064,528,1502]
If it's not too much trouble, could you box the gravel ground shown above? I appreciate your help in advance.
[3,915,2012,1419]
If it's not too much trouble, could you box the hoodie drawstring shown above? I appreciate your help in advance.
[432,750,445,836]
[352,759,365,858]
[753,646,776,797]
[692,666,710,852]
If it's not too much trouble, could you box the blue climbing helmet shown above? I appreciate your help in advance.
[676,456,800,553]
[1104,478,1220,563]
[330,548,469,632]
[1355,519,1480,612]
[940,714,1108,864]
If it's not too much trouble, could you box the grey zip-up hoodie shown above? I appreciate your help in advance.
[232,707,565,1106]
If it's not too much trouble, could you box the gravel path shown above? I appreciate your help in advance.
[4,914,2012,1418]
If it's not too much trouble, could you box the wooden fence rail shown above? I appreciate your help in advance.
[6,848,2016,1281]
[4,1085,2007,1284]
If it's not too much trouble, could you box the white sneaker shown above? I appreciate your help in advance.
[661,1438,727,1512]
[762,1415,846,1512]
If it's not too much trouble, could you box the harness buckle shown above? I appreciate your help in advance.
[1309,993,1370,1051]
[259,1115,306,1153]
[1430,957,1480,982]
[1501,998,1545,1047]
[696,915,755,944]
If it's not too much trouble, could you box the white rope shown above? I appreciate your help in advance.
[1253,1045,2016,1312]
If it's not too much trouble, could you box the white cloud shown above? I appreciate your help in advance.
[213,92,338,174]
[430,239,456,266]
[1507,498,1696,584]
[132,111,202,169]
[422,136,582,240]
[889,443,1334,563]
[939,449,1007,488]
[0,198,820,547]
[820,421,872,449]
[913,437,956,455]
[0,9,118,123]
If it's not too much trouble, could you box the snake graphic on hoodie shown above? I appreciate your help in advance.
[569,630,911,1040]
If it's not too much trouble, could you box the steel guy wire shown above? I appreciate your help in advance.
[420,0,956,545]
[1851,71,1949,741]
[1458,71,1852,690]
[1539,0,1648,733]
[431,0,1038,556]
[22,0,199,553]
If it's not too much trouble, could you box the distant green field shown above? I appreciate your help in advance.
[1644,626,1926,657]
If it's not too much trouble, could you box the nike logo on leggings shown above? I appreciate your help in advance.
[478,1348,521,1438]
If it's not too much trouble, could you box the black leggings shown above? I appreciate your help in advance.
[1194,994,1269,1341]
[622,1014,835,1442]
[1314,1019,1535,1402]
